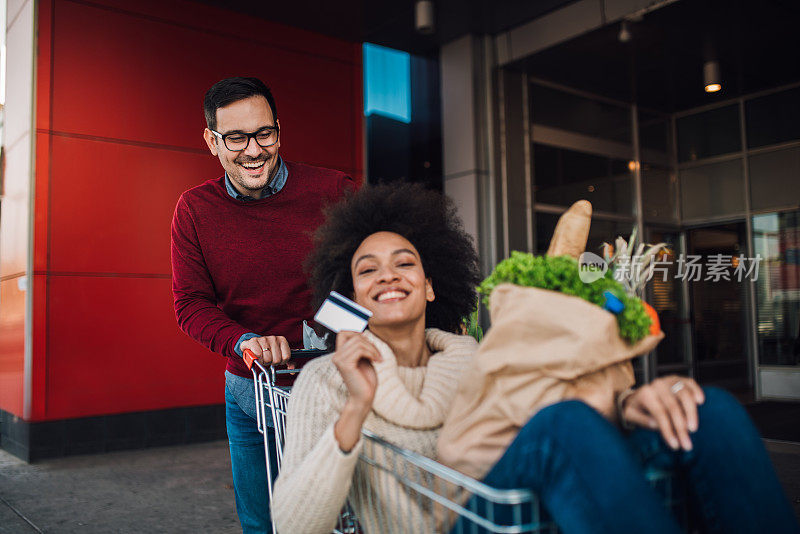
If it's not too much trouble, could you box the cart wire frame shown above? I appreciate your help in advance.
[246,352,679,534]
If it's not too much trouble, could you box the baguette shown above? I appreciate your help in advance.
[546,200,592,259]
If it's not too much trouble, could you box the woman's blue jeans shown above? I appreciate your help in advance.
[225,371,278,534]
[475,387,798,534]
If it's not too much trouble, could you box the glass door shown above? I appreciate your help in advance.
[686,223,754,402]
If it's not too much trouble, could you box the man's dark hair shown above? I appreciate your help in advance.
[203,77,277,130]
[307,182,481,334]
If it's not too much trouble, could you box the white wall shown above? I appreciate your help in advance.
[2,0,36,418]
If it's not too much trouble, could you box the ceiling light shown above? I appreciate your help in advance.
[415,1,434,34]
[704,60,721,93]
[618,22,632,43]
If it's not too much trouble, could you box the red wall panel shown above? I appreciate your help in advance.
[48,136,219,275]
[29,0,363,421]
[30,274,48,421]
[33,132,50,274]
[35,0,53,133]
[50,0,361,174]
[81,0,357,65]
[0,278,25,417]
[45,276,225,419]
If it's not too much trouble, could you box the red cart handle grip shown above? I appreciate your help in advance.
[243,348,258,370]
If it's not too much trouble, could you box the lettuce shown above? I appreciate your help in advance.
[478,251,651,343]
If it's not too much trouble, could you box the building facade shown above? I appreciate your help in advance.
[440,0,800,410]
[0,0,363,459]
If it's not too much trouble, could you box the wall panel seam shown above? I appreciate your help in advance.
[43,272,172,278]
[37,129,361,175]
[38,129,209,155]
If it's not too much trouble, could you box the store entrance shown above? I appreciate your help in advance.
[686,223,754,402]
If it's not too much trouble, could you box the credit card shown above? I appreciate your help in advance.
[313,291,373,333]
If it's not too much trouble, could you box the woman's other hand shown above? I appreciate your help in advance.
[333,331,382,407]
[621,375,705,451]
[332,331,383,452]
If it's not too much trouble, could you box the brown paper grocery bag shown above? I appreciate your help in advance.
[437,284,663,480]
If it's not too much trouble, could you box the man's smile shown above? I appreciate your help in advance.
[237,158,268,175]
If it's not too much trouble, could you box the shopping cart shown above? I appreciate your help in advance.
[244,350,681,534]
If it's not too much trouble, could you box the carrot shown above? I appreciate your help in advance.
[642,301,660,335]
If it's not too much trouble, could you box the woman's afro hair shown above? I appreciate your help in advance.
[306,181,481,334]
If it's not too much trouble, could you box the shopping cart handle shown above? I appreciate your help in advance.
[243,348,258,370]
[243,348,330,371]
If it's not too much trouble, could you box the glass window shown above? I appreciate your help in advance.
[530,84,630,143]
[642,166,678,222]
[638,111,670,155]
[752,211,800,367]
[365,46,441,189]
[679,159,745,220]
[746,87,800,149]
[363,43,410,124]
[677,105,741,163]
[534,212,559,255]
[749,146,800,211]
[533,144,633,214]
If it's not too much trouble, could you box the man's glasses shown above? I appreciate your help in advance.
[210,126,279,151]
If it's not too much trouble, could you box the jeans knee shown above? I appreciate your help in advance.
[702,386,736,405]
[522,399,605,442]
[696,386,758,442]
[698,387,743,420]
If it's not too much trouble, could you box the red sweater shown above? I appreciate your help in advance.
[171,161,353,378]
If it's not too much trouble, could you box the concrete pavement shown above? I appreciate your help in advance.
[1,439,798,533]
[0,440,239,533]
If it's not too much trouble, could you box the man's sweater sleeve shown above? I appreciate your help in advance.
[170,195,250,357]
[272,359,363,534]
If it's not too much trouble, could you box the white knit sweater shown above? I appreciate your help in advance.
[272,328,477,534]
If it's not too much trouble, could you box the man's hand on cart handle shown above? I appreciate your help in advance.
[241,335,291,369]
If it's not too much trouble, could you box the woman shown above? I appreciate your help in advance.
[271,182,481,533]
[272,182,797,534]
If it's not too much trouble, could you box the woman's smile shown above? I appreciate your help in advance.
[375,288,409,302]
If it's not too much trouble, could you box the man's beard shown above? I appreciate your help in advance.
[231,154,274,194]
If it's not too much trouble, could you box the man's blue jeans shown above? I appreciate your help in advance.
[477,387,798,534]
[225,371,278,534]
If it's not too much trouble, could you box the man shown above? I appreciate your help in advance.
[171,77,353,532]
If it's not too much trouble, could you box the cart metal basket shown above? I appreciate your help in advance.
[245,350,679,534]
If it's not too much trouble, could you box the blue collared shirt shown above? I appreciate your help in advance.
[224,155,288,200]
[227,156,289,356]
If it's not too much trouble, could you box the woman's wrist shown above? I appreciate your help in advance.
[616,388,636,429]
[334,400,371,453]
[349,395,373,412]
